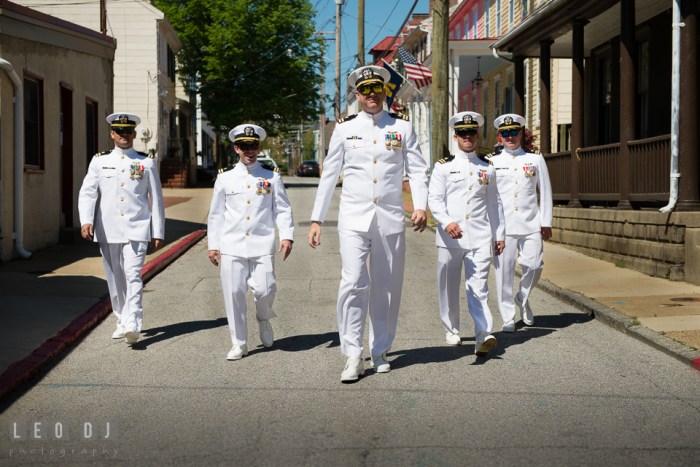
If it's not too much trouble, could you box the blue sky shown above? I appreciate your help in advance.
[313,0,431,114]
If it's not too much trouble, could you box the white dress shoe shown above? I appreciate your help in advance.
[371,353,391,373]
[515,293,534,326]
[445,331,461,346]
[501,320,516,332]
[227,344,248,361]
[258,320,274,348]
[340,356,365,382]
[124,328,139,345]
[112,326,126,339]
[475,334,497,356]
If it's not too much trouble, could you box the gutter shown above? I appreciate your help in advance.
[0,58,32,258]
[660,0,682,213]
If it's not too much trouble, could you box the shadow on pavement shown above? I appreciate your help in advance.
[163,218,207,247]
[492,312,593,358]
[131,317,228,350]
[247,331,340,356]
[389,312,592,368]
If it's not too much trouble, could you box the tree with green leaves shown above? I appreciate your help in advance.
[153,0,323,134]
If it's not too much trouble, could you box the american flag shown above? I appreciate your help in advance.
[397,45,432,88]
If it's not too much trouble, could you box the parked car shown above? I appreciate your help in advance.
[296,160,320,177]
[257,155,279,172]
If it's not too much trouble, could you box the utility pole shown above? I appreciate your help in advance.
[358,0,365,67]
[431,0,449,164]
[335,0,342,120]
[319,56,326,166]
[317,32,335,171]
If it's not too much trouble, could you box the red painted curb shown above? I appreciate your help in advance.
[693,358,700,373]
[0,229,207,402]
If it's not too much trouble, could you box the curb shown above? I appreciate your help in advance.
[538,278,700,372]
[0,229,207,402]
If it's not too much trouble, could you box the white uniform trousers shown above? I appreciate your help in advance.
[437,245,494,337]
[494,232,544,323]
[220,254,277,346]
[100,241,148,332]
[337,218,406,359]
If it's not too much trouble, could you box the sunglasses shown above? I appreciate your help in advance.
[113,128,135,135]
[357,83,385,95]
[499,129,521,137]
[237,142,259,151]
[454,128,478,137]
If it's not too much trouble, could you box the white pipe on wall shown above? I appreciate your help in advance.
[660,0,682,213]
[0,57,32,258]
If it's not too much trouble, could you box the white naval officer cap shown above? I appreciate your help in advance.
[449,111,484,130]
[493,113,526,130]
[228,124,267,143]
[106,112,141,129]
[347,65,390,89]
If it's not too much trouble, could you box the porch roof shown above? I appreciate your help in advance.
[490,0,667,58]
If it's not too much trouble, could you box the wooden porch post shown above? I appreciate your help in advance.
[569,19,586,208]
[677,0,700,210]
[617,0,635,209]
[514,55,525,116]
[539,39,553,155]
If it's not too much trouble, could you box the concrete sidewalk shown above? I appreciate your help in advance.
[0,181,698,402]
[0,187,213,399]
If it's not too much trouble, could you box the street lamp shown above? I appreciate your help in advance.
[472,56,484,88]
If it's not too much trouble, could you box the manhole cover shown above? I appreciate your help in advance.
[670,297,700,302]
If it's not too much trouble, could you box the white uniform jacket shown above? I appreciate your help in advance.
[310,110,428,235]
[78,147,165,243]
[207,162,294,258]
[489,147,553,236]
[428,150,505,249]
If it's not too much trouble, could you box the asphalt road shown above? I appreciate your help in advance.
[1,178,699,466]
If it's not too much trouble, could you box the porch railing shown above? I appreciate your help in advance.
[544,134,670,206]
[629,135,671,202]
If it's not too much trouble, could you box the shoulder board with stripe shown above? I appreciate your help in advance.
[389,112,409,121]
[273,167,279,173]
[136,150,155,159]
[338,114,357,124]
[94,150,111,157]
[477,153,492,164]
[437,154,455,164]
[218,165,234,174]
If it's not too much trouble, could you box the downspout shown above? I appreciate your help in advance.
[0,58,32,258]
[492,46,514,63]
[660,0,682,213]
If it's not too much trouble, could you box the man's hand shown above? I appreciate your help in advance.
[541,227,552,241]
[307,222,321,249]
[494,240,505,256]
[208,249,221,267]
[411,209,427,232]
[279,240,293,260]
[80,224,94,241]
[151,238,163,251]
[444,222,463,239]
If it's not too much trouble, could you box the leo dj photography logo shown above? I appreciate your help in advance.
[7,420,119,459]
[9,420,117,441]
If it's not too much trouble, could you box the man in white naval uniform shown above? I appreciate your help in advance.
[208,124,294,361]
[78,113,165,346]
[428,111,505,356]
[307,65,429,382]
[489,114,553,331]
